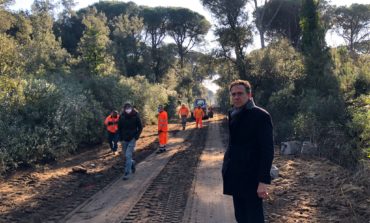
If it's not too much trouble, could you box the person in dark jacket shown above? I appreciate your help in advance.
[118,102,143,180]
[222,80,274,223]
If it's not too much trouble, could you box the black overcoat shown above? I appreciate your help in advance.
[222,103,274,198]
[118,110,143,142]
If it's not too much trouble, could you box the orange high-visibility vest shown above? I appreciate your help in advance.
[178,106,189,117]
[194,108,204,119]
[158,111,168,132]
[104,115,120,133]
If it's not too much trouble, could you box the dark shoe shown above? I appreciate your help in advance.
[131,160,136,173]
[156,148,165,154]
[123,173,130,180]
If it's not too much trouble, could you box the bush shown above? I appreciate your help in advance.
[267,84,298,142]
[166,95,179,119]
[216,87,231,114]
[54,79,105,150]
[82,75,132,113]
[119,76,170,124]
[0,76,105,173]
[348,95,370,160]
[0,78,62,170]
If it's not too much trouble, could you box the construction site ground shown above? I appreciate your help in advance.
[0,114,369,223]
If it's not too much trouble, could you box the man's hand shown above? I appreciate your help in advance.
[257,182,269,199]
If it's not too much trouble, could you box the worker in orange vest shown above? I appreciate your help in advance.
[178,104,190,130]
[104,110,120,155]
[157,105,168,153]
[193,105,205,128]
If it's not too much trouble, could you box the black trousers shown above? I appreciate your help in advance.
[107,132,119,152]
[232,195,264,223]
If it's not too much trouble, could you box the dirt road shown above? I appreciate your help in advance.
[1,115,369,223]
[182,115,234,223]
[0,124,181,223]
[64,123,198,222]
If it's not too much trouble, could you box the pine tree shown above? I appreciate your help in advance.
[298,0,355,165]
[300,0,336,95]
[77,7,116,76]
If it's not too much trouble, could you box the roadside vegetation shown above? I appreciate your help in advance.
[0,0,369,174]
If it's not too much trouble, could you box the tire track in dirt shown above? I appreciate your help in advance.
[0,125,180,223]
[121,127,208,223]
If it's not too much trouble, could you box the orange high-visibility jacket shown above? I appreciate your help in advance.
[158,111,168,132]
[194,108,204,119]
[178,106,190,117]
[104,115,120,133]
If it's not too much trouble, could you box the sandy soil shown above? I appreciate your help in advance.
[0,124,181,223]
[265,154,370,223]
[182,114,234,223]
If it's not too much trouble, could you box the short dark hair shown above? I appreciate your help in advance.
[229,80,252,93]
[124,103,132,109]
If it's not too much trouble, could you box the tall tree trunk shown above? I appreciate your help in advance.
[259,28,266,48]
[254,0,266,49]
[235,45,247,79]
[253,0,283,49]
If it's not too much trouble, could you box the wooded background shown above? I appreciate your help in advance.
[0,0,369,173]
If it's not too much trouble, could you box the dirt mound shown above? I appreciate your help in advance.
[266,154,370,223]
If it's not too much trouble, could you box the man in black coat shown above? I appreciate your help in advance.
[222,80,274,223]
[118,102,143,180]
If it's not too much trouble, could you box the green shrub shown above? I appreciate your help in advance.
[216,87,231,114]
[267,84,298,142]
[348,95,370,160]
[0,78,62,169]
[119,76,170,124]
[54,82,105,151]
[0,76,106,173]
[82,75,132,112]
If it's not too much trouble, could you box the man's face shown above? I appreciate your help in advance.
[230,84,251,108]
